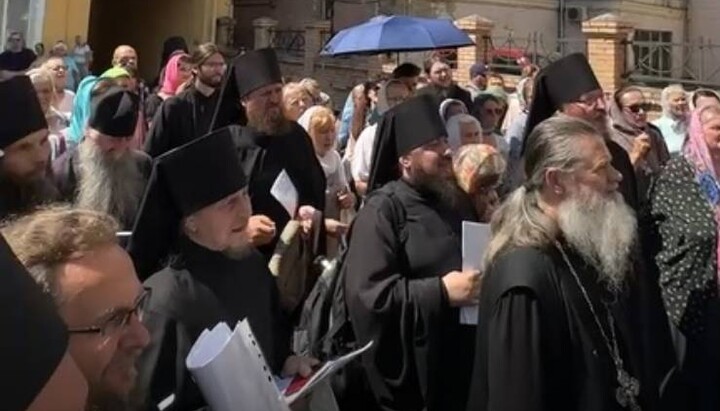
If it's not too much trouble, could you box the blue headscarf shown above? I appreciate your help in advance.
[67,75,99,144]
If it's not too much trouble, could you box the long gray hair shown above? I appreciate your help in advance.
[483,116,601,269]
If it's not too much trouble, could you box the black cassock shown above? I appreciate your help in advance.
[467,245,658,411]
[51,147,152,230]
[344,179,477,411]
[144,87,229,158]
[136,238,292,411]
[606,138,640,211]
[226,123,326,259]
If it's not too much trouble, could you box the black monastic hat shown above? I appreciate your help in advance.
[128,127,248,279]
[367,94,447,192]
[88,86,140,138]
[209,48,282,131]
[523,53,601,152]
[0,234,71,411]
[0,75,48,151]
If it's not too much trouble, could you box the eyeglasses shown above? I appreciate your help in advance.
[68,287,151,336]
[624,103,652,114]
[576,92,605,108]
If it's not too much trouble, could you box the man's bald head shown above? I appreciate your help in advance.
[112,45,138,70]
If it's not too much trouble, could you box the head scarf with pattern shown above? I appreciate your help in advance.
[453,143,506,195]
[684,107,720,286]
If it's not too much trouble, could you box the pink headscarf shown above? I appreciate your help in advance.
[683,108,720,286]
[160,53,188,96]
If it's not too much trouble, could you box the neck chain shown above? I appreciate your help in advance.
[555,242,642,411]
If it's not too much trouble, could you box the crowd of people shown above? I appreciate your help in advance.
[3,28,720,411]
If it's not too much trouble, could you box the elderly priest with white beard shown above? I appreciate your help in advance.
[466,116,667,411]
[53,86,152,230]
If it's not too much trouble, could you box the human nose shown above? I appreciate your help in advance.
[124,314,151,349]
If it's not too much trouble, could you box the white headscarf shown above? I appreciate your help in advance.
[439,98,468,124]
[446,113,482,151]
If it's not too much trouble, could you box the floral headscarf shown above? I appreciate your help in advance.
[684,108,720,286]
[453,143,506,195]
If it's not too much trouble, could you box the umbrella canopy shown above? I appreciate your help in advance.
[320,15,474,57]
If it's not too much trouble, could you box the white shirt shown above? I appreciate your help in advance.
[73,44,91,65]
[351,124,378,182]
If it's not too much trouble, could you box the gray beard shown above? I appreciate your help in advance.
[75,142,144,225]
[557,188,637,295]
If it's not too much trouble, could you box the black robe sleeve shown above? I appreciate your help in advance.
[145,97,183,158]
[344,192,446,410]
[137,273,216,411]
[606,138,639,211]
[485,289,544,411]
[51,149,78,202]
[145,94,164,125]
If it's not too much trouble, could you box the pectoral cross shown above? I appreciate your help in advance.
[615,369,641,411]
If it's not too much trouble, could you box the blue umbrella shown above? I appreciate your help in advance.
[320,15,474,56]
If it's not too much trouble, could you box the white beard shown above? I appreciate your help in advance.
[557,187,637,294]
[75,142,144,225]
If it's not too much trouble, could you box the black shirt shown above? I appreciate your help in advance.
[0,49,36,72]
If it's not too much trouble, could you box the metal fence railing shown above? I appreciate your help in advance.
[270,29,306,57]
[626,38,720,88]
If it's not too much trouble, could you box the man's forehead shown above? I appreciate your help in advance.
[579,89,604,100]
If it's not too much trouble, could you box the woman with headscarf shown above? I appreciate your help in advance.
[610,85,670,202]
[453,144,506,222]
[647,104,720,410]
[652,84,689,154]
[151,36,188,90]
[145,53,192,124]
[298,105,356,255]
[439,98,468,124]
[350,79,411,197]
[65,75,99,147]
[445,113,482,152]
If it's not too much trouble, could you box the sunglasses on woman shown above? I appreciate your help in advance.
[624,103,652,114]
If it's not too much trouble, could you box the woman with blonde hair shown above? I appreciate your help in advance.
[283,82,314,121]
[298,106,356,255]
[26,68,68,159]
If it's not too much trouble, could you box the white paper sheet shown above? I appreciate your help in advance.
[283,341,373,404]
[270,169,299,219]
[460,221,491,325]
[186,321,289,411]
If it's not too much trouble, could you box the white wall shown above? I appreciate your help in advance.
[688,0,720,85]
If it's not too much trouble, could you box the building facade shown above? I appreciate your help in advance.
[2,0,231,80]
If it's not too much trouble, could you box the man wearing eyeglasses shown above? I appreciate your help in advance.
[523,53,640,212]
[0,31,37,80]
[2,206,151,411]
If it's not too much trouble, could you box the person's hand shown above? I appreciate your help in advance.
[325,219,349,237]
[442,270,482,307]
[298,206,319,235]
[246,215,276,246]
[630,133,652,166]
[282,355,321,378]
[337,190,355,210]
